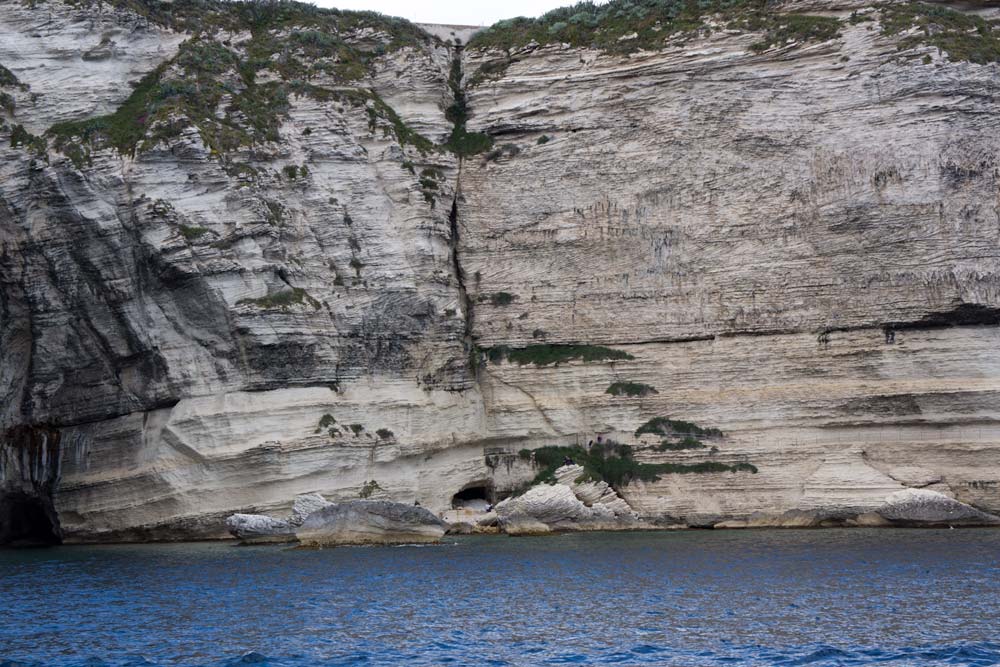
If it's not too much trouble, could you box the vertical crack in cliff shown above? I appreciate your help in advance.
[449,189,476,379]
[445,42,484,383]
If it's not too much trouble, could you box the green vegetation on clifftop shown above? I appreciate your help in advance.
[881,2,1000,63]
[32,0,440,164]
[468,0,840,53]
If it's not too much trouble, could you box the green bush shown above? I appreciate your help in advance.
[359,480,382,498]
[635,417,723,438]
[0,64,25,89]
[443,56,493,156]
[10,124,46,153]
[486,344,634,366]
[238,287,320,310]
[316,413,337,432]
[0,92,15,115]
[376,428,394,440]
[520,442,756,490]
[655,436,706,451]
[488,292,516,306]
[606,381,657,397]
[178,224,209,240]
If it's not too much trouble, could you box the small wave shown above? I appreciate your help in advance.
[740,642,1000,667]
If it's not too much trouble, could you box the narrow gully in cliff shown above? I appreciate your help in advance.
[445,42,479,379]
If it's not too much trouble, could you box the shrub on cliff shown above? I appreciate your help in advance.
[635,417,723,438]
[487,344,634,366]
[606,381,657,397]
[880,2,1000,64]
[520,441,756,490]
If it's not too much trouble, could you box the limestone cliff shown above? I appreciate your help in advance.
[1,0,998,543]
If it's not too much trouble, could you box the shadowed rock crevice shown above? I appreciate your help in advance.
[1,424,63,546]
[0,490,61,546]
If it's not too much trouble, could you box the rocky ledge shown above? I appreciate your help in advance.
[226,495,448,547]
[716,489,1000,529]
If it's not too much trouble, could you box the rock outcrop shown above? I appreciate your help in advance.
[226,495,448,545]
[290,493,334,526]
[2,0,1000,542]
[296,500,448,546]
[874,489,1000,527]
[495,464,642,534]
[225,514,296,545]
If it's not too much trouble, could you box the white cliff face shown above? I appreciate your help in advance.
[0,1,185,133]
[2,0,1000,542]
[459,4,1000,525]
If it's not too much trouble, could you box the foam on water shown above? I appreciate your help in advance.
[2,529,999,666]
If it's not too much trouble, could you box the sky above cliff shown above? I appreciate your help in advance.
[315,0,574,26]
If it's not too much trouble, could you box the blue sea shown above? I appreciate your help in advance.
[2,529,1000,666]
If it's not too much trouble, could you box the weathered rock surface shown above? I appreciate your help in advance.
[225,513,295,544]
[495,465,641,534]
[2,0,1000,542]
[227,496,448,545]
[290,493,333,526]
[875,489,1000,527]
[296,500,448,546]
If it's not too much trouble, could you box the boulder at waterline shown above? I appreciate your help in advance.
[225,514,296,544]
[295,500,449,547]
[875,489,1000,527]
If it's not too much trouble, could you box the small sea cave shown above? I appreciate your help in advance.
[0,491,62,547]
[451,481,493,512]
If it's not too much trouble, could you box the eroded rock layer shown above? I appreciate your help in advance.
[1,0,999,542]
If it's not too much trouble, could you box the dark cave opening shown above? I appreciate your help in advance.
[451,482,493,509]
[0,492,62,547]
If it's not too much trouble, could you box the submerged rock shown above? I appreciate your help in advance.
[225,514,296,544]
[296,500,449,547]
[875,489,1000,526]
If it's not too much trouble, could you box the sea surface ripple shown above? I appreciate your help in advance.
[2,529,999,666]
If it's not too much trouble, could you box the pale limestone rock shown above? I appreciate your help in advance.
[495,482,633,534]
[296,500,448,547]
[225,513,295,544]
[3,2,1000,542]
[0,1,185,133]
[554,464,636,519]
[875,489,1000,526]
[290,494,332,526]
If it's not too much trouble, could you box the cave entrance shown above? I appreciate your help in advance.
[451,481,493,511]
[0,492,62,547]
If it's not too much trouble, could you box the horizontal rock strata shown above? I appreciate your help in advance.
[2,0,1000,542]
